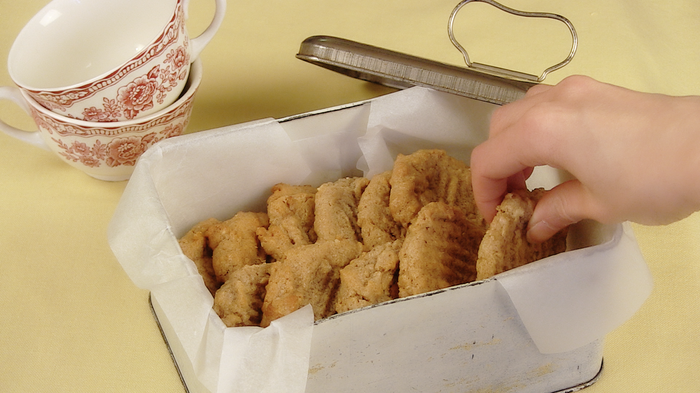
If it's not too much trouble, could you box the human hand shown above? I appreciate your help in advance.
[470,75,700,242]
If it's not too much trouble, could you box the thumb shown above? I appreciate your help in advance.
[527,180,593,243]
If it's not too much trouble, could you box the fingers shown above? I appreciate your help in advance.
[470,170,507,223]
[472,76,650,241]
[470,141,528,223]
[470,115,552,222]
[527,180,595,243]
[473,78,585,226]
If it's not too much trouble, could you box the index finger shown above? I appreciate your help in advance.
[470,114,561,221]
[471,87,556,220]
[470,136,538,222]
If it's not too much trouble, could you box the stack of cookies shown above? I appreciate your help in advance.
[178,149,567,328]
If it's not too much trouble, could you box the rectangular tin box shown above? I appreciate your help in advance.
[108,86,649,393]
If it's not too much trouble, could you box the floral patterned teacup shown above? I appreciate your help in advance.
[7,0,224,122]
[0,59,202,181]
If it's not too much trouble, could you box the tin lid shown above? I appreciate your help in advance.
[296,0,577,105]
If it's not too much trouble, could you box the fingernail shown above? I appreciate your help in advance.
[527,220,557,243]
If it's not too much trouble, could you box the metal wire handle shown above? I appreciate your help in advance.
[448,0,578,82]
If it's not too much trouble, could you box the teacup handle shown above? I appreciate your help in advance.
[187,0,227,60]
[0,86,51,151]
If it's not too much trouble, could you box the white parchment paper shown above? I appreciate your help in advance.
[107,86,652,392]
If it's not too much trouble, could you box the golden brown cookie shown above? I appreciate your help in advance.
[334,240,402,314]
[206,211,269,283]
[178,217,221,296]
[213,263,272,327]
[257,183,317,261]
[389,149,484,229]
[476,189,568,280]
[357,171,405,251]
[314,177,370,243]
[398,202,484,297]
[260,239,363,326]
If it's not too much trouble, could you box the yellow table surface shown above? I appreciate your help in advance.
[1,0,699,391]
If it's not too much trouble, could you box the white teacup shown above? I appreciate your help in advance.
[7,0,224,122]
[0,59,203,181]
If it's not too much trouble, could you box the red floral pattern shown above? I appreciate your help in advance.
[80,43,190,122]
[53,122,186,168]
[105,136,147,167]
[28,70,196,173]
[118,75,158,117]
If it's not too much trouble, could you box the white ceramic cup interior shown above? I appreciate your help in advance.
[8,0,224,90]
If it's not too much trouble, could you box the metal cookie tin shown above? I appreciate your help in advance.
[108,2,651,392]
[134,95,614,393]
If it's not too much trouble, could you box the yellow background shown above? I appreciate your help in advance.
[1,0,699,391]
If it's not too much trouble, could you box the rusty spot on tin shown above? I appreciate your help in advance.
[449,336,502,351]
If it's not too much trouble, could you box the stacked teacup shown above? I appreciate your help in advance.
[0,0,226,181]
